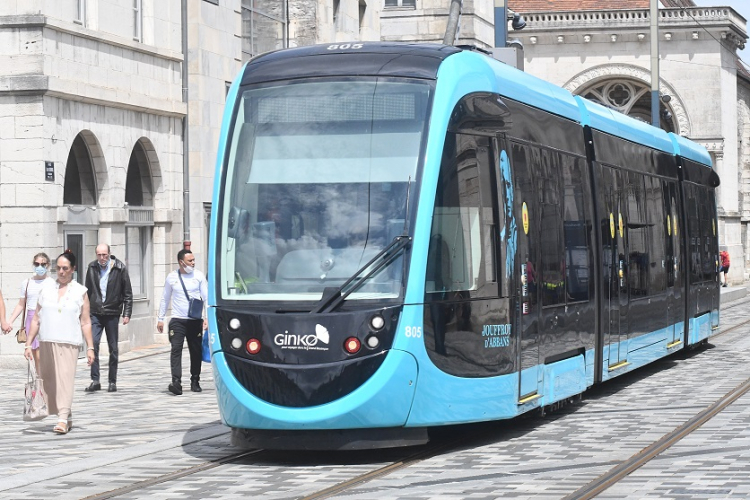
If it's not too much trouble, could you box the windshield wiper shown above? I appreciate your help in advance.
[310,235,411,314]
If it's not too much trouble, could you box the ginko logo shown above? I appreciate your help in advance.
[274,324,330,350]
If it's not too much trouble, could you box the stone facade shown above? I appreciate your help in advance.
[0,2,185,366]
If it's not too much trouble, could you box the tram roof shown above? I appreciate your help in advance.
[241,42,462,85]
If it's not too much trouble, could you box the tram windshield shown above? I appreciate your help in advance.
[218,78,431,302]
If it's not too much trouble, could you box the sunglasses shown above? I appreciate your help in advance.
[34,262,48,267]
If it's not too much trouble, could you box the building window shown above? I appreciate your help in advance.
[384,0,416,8]
[241,0,287,61]
[76,0,87,25]
[133,0,142,41]
[126,226,152,297]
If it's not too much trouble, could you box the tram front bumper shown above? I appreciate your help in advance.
[212,349,418,430]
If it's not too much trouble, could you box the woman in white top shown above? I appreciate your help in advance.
[7,252,55,374]
[24,250,95,434]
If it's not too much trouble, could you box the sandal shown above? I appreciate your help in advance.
[53,421,69,434]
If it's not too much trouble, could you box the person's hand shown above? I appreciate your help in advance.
[86,349,95,366]
[1,320,11,334]
[203,318,208,331]
[24,347,33,361]
[122,316,130,325]
[157,321,164,333]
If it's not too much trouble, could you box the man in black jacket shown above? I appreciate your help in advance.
[84,243,133,393]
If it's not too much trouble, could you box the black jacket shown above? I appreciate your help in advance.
[85,256,134,317]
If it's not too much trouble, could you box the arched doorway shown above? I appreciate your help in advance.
[125,139,156,297]
[63,131,105,284]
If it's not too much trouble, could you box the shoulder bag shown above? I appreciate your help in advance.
[23,360,49,421]
[178,272,204,320]
[16,281,30,344]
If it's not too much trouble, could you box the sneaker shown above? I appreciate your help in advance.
[168,383,183,395]
[108,383,117,392]
[191,381,202,393]
[84,382,101,392]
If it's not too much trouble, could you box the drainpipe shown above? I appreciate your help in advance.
[181,0,191,250]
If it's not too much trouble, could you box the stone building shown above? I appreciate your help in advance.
[0,0,380,366]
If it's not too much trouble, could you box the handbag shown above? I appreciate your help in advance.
[178,272,204,320]
[16,280,30,344]
[201,330,211,363]
[23,361,49,421]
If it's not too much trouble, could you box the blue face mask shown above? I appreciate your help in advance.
[34,266,47,276]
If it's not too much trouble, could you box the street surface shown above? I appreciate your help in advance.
[1,291,750,499]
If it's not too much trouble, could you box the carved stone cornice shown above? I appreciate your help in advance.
[563,64,690,136]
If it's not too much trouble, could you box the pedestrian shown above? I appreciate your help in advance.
[24,249,95,434]
[720,250,730,287]
[6,252,55,374]
[84,244,133,393]
[157,249,208,395]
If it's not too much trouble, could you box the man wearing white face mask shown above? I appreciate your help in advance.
[157,248,208,395]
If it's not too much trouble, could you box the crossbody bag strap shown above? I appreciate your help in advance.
[177,272,191,302]
[21,280,30,329]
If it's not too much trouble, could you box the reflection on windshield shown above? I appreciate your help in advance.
[219,79,431,301]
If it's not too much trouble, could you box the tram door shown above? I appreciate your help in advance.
[599,166,629,369]
[665,181,684,346]
[511,141,541,403]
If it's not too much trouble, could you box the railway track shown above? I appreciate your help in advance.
[75,299,750,499]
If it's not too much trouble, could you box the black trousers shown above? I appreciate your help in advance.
[168,318,203,385]
[91,314,120,383]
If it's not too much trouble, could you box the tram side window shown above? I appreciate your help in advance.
[626,172,648,297]
[426,133,497,298]
[539,149,565,307]
[646,175,666,294]
[562,156,590,302]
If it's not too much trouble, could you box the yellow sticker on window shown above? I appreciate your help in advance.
[673,215,678,236]
[618,213,624,238]
[713,219,716,236]
[610,213,615,239]
[522,202,529,235]
[667,215,671,236]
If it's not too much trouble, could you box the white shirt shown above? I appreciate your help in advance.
[37,280,88,345]
[158,269,208,321]
[21,276,55,311]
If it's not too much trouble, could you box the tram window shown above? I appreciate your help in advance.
[562,157,590,302]
[627,172,648,297]
[539,149,564,307]
[426,133,497,298]
[645,175,666,294]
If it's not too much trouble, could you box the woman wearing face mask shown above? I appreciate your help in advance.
[24,250,94,434]
[7,252,55,374]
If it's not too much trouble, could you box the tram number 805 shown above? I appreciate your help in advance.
[327,43,364,50]
[405,326,423,338]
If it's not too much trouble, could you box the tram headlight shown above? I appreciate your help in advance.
[231,338,242,350]
[344,337,361,354]
[229,318,241,331]
[246,338,261,355]
[366,336,380,349]
[369,314,385,330]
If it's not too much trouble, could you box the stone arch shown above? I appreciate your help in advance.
[125,138,157,207]
[563,63,691,137]
[63,130,106,205]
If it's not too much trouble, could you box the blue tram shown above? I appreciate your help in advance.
[207,43,720,449]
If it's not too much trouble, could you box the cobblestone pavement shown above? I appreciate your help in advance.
[1,296,749,500]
